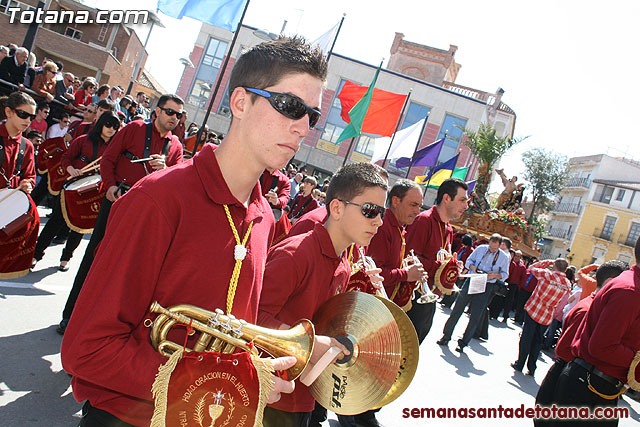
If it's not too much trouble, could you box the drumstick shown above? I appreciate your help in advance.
[79,156,102,174]
[130,157,155,163]
[0,187,20,204]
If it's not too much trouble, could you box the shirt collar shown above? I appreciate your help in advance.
[193,144,268,222]
[151,119,172,140]
[313,222,344,261]
[385,208,401,228]
[430,206,446,225]
[0,122,20,142]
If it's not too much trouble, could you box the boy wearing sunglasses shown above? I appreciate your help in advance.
[61,37,331,426]
[258,162,387,427]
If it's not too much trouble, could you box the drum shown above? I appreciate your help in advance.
[61,174,106,233]
[0,188,33,238]
[36,137,66,174]
[0,188,39,279]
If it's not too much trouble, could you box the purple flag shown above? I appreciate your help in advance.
[466,180,477,195]
[395,138,444,168]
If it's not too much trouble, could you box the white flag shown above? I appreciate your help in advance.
[371,119,425,164]
[312,21,340,55]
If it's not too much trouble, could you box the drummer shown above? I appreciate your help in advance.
[258,162,387,427]
[31,112,121,273]
[0,91,38,278]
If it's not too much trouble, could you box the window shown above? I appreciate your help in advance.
[98,23,110,42]
[626,223,640,247]
[616,189,626,201]
[354,135,377,157]
[321,123,345,143]
[65,27,82,40]
[590,247,606,264]
[618,254,632,265]
[217,83,231,118]
[188,37,228,107]
[600,216,617,240]
[436,114,467,163]
[595,185,614,204]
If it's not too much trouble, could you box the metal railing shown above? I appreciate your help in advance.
[565,177,591,188]
[545,228,572,240]
[552,202,583,215]
[441,82,515,115]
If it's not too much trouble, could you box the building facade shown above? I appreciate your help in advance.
[176,25,517,197]
[541,154,640,265]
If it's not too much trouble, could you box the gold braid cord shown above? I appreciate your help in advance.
[628,350,640,392]
[251,354,276,427]
[223,204,253,315]
[150,350,184,427]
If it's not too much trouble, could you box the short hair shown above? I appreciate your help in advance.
[302,175,317,187]
[81,78,96,90]
[54,61,63,71]
[96,85,110,97]
[461,234,473,247]
[595,260,628,288]
[97,98,115,111]
[502,237,512,249]
[136,91,145,97]
[0,91,36,120]
[228,36,327,101]
[25,130,42,140]
[42,61,57,73]
[554,258,569,273]
[325,163,388,215]
[36,101,49,112]
[489,233,502,243]
[15,47,28,55]
[373,163,389,181]
[157,93,184,109]
[386,179,422,207]
[59,112,70,121]
[436,178,468,205]
[635,236,640,264]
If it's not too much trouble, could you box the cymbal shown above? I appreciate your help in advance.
[309,292,401,415]
[373,296,419,408]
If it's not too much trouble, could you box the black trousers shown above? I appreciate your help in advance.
[263,406,312,427]
[488,294,506,319]
[406,300,436,344]
[500,282,519,320]
[34,195,83,262]
[514,289,532,323]
[31,172,49,206]
[534,358,567,426]
[514,311,546,373]
[552,361,621,426]
[79,401,137,427]
[62,196,113,320]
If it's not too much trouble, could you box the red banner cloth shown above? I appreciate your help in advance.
[0,195,40,278]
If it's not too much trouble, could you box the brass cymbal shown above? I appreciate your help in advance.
[373,296,419,408]
[309,292,401,415]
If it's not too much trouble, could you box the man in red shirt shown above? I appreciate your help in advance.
[405,178,469,344]
[534,260,627,426]
[57,94,184,335]
[551,241,640,426]
[288,175,318,222]
[500,249,527,322]
[261,167,291,220]
[61,37,329,426]
[511,259,571,376]
[258,162,387,427]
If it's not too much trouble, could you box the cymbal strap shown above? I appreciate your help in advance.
[300,346,343,386]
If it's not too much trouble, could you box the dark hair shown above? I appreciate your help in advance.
[228,36,327,101]
[97,98,115,111]
[373,163,389,181]
[36,101,49,112]
[387,179,422,207]
[502,237,512,249]
[26,130,42,140]
[54,61,63,71]
[59,112,70,121]
[595,260,628,288]
[87,111,120,143]
[96,85,110,97]
[636,236,640,264]
[436,178,468,205]
[157,93,184,109]
[136,91,145,97]
[0,91,36,120]
[325,163,388,215]
[554,258,569,273]
[461,234,473,247]
[565,266,576,283]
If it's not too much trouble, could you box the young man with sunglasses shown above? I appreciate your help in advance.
[65,99,114,143]
[61,37,330,426]
[56,94,184,335]
[258,162,387,427]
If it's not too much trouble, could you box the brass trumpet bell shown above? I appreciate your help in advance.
[147,302,315,381]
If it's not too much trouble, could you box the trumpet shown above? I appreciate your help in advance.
[145,302,315,381]
[357,247,389,299]
[404,250,438,304]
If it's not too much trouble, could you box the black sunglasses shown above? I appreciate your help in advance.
[103,120,120,130]
[244,87,321,129]
[339,200,385,219]
[11,108,36,121]
[158,106,183,119]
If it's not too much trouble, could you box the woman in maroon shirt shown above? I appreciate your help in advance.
[74,78,97,108]
[31,112,120,271]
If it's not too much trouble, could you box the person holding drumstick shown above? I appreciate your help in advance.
[31,112,121,273]
[0,91,38,278]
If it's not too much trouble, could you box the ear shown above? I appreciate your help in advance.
[328,198,343,221]
[229,86,249,120]
[390,195,400,209]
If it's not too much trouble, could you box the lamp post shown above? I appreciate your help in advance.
[126,11,164,96]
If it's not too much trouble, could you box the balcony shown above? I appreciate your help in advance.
[441,82,515,115]
[552,202,583,215]
[565,177,591,189]
[593,227,615,242]
[618,236,637,248]
[545,228,572,240]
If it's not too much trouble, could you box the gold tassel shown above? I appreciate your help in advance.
[628,350,640,392]
[251,355,275,427]
[150,350,183,427]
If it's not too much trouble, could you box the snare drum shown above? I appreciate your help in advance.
[64,174,102,194]
[61,174,105,233]
[0,188,34,238]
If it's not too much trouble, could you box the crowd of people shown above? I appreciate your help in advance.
[0,37,638,427]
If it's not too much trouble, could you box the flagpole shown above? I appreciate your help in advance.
[194,0,252,155]
[342,137,356,167]
[403,114,429,178]
[382,88,412,169]
[326,13,346,62]
[423,130,447,187]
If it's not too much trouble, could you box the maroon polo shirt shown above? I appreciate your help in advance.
[555,293,594,362]
[367,209,408,296]
[99,119,183,189]
[570,265,640,382]
[61,144,274,426]
[509,259,527,286]
[261,168,291,210]
[61,134,108,170]
[0,122,35,189]
[289,206,327,236]
[405,206,454,296]
[258,222,350,413]
[288,191,318,220]
[69,121,92,141]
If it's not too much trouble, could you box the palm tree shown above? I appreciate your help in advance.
[462,123,527,198]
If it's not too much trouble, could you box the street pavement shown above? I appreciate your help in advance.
[1,206,639,426]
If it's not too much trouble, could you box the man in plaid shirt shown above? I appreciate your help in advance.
[511,258,571,375]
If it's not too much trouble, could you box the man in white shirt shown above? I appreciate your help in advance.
[46,113,70,139]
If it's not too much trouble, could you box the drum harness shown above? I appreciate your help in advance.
[123,122,171,177]
[0,136,28,188]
